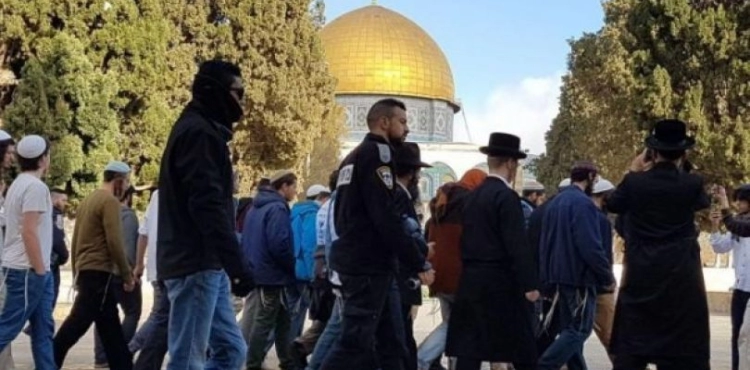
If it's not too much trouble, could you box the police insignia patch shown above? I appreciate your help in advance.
[337,164,354,187]
[377,143,391,163]
[376,166,394,189]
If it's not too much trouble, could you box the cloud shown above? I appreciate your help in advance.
[454,73,563,155]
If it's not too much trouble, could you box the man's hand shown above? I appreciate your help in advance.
[525,290,540,302]
[133,263,145,281]
[427,242,436,260]
[419,269,435,286]
[715,185,730,210]
[629,150,653,173]
[123,278,136,293]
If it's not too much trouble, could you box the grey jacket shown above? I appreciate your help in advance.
[121,206,140,267]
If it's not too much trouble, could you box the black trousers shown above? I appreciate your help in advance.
[401,303,417,370]
[732,289,750,370]
[95,276,142,364]
[53,270,133,370]
[319,274,407,370]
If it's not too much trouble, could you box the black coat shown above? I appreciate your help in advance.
[156,103,249,281]
[608,162,711,360]
[446,176,538,364]
[394,184,428,307]
[330,134,424,276]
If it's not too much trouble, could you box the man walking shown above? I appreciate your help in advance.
[537,161,614,370]
[130,190,169,370]
[320,98,429,370]
[53,161,136,369]
[446,133,539,370]
[157,60,254,370]
[608,119,711,370]
[590,178,617,363]
[49,188,69,308]
[243,170,298,370]
[0,135,55,369]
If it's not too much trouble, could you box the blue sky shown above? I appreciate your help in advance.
[324,0,605,154]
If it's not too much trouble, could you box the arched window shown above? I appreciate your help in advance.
[420,162,457,201]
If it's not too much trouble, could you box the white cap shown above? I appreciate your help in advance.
[593,179,615,194]
[558,178,571,188]
[306,184,330,198]
[104,160,131,174]
[17,135,47,159]
[0,130,12,142]
[523,180,545,192]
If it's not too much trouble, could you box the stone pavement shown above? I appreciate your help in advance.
[8,268,735,369]
[10,306,733,370]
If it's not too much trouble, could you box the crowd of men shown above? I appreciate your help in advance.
[3,59,750,370]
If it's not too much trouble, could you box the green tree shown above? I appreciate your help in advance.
[1,0,343,202]
[2,33,118,203]
[539,0,750,191]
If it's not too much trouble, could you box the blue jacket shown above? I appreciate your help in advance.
[291,200,321,282]
[242,188,295,286]
[539,186,614,288]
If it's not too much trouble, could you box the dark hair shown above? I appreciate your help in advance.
[0,138,15,173]
[656,149,685,161]
[50,188,67,195]
[271,173,297,190]
[487,156,514,169]
[17,139,50,172]
[328,170,339,191]
[257,177,271,190]
[103,170,128,183]
[570,161,598,182]
[366,98,406,129]
[522,190,544,198]
[120,186,135,205]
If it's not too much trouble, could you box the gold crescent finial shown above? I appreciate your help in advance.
[372,0,377,5]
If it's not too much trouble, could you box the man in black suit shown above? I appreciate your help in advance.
[446,133,539,370]
[608,119,711,370]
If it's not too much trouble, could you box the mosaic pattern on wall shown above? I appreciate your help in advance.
[338,95,454,143]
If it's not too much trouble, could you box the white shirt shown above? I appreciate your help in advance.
[2,173,53,271]
[139,190,159,282]
[711,231,750,292]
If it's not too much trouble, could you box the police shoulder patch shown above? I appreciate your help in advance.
[376,166,394,189]
[337,164,354,187]
[376,143,391,163]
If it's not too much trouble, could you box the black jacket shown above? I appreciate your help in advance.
[156,102,249,280]
[51,207,69,267]
[330,134,424,276]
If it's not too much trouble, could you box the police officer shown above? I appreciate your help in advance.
[321,98,430,370]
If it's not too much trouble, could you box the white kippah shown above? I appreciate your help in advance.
[17,135,47,159]
[0,130,12,142]
[104,160,131,174]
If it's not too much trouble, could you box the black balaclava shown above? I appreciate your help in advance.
[191,60,244,130]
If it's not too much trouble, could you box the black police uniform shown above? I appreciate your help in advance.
[321,133,425,370]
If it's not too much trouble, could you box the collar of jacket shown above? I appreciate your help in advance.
[365,132,390,145]
[521,198,537,209]
[187,101,234,143]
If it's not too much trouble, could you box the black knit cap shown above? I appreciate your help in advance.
[734,184,750,202]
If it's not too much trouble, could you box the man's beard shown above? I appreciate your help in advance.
[584,181,594,196]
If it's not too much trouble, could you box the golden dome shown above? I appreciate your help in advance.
[321,5,457,109]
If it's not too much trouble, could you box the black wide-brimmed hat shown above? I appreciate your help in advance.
[645,119,696,151]
[480,132,527,159]
[394,142,432,169]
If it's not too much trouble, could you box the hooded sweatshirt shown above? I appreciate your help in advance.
[242,188,295,286]
[290,200,321,282]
